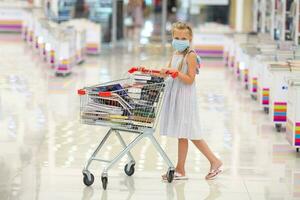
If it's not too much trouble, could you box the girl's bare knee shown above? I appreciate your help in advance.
[179,138,188,142]
[191,139,203,143]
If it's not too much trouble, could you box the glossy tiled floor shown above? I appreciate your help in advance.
[1,34,300,200]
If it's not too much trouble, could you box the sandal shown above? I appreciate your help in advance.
[205,167,223,180]
[162,172,188,181]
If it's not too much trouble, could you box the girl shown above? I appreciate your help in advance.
[160,22,222,180]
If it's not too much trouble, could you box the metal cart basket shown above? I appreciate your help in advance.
[77,67,178,190]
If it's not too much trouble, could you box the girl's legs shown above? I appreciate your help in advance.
[176,138,189,176]
[191,139,222,171]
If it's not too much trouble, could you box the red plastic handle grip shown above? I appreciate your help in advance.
[128,67,178,78]
[77,89,86,95]
[166,70,179,78]
[141,68,160,74]
[128,67,139,73]
[99,91,112,97]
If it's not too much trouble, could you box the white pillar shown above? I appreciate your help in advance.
[236,0,244,32]
[161,0,167,48]
[112,0,117,47]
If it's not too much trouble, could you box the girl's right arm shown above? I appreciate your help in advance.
[159,56,172,78]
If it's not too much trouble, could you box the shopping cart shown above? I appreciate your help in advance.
[78,67,178,190]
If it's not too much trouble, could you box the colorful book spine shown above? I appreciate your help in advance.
[262,88,270,105]
[35,36,39,49]
[244,69,248,83]
[58,59,70,70]
[50,50,55,64]
[236,62,240,75]
[86,43,99,54]
[230,56,235,68]
[295,122,300,146]
[252,77,258,93]
[41,43,46,56]
[194,45,223,57]
[0,20,22,32]
[29,31,33,42]
[273,102,287,122]
[76,50,83,62]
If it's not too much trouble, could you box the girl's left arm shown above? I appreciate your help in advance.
[170,53,197,85]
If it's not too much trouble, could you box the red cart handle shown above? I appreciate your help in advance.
[77,89,112,97]
[77,89,86,95]
[128,67,178,78]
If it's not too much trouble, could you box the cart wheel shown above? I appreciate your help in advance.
[297,148,299,153]
[251,94,257,100]
[83,173,94,186]
[101,176,108,190]
[166,169,175,183]
[264,107,269,114]
[124,163,135,176]
[275,124,282,132]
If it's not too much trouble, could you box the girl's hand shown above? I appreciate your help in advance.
[160,68,168,77]
[166,69,179,74]
[138,66,145,72]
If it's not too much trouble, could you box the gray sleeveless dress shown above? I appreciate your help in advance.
[159,54,202,139]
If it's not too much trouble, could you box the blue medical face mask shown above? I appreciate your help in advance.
[172,39,190,52]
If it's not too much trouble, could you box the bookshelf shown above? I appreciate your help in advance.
[265,0,276,38]
[253,0,265,32]
[253,0,276,36]
[292,0,300,44]
[284,0,296,42]
[274,0,286,40]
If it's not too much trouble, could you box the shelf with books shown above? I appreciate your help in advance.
[274,0,286,40]
[294,0,300,44]
[265,0,276,37]
[253,0,265,33]
[284,0,296,42]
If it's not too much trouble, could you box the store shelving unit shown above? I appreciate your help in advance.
[274,0,286,40]
[265,0,276,38]
[253,0,265,32]
[253,0,275,37]
[292,0,300,45]
[283,0,295,41]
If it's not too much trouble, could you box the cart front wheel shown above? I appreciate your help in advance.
[275,124,282,132]
[251,94,257,100]
[264,107,269,114]
[167,169,175,183]
[124,164,135,176]
[101,176,108,190]
[83,173,94,186]
[297,148,299,152]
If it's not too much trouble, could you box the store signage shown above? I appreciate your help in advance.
[192,0,229,5]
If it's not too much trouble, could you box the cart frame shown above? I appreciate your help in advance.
[79,67,178,189]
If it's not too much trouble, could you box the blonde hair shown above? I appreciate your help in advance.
[171,21,193,38]
[171,22,193,71]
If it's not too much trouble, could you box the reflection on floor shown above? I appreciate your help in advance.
[1,35,300,200]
